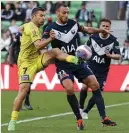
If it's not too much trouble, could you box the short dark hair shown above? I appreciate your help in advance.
[81,1,86,6]
[100,18,111,25]
[56,3,68,11]
[31,7,45,16]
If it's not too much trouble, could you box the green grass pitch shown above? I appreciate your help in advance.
[1,91,129,133]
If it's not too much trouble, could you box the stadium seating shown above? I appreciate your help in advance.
[16,21,23,26]
[1,51,8,63]
[71,1,82,8]
[1,21,10,29]
[50,14,56,21]
[69,14,75,19]
[1,21,23,29]
[92,22,98,28]
[69,8,78,15]
[94,8,102,23]
[80,37,89,45]
[1,1,102,63]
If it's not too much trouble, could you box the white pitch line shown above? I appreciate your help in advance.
[1,102,129,127]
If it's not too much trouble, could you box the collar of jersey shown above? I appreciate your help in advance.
[99,33,110,40]
[56,21,67,26]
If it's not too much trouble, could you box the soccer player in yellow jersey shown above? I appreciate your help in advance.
[8,7,79,131]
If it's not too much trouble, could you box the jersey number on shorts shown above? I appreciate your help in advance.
[58,70,69,80]
[23,67,27,74]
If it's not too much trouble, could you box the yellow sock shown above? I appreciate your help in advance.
[66,55,78,64]
[11,111,19,121]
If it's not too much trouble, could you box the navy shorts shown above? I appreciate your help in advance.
[84,63,108,91]
[56,63,93,84]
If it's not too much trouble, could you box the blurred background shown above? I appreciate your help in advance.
[1,1,129,64]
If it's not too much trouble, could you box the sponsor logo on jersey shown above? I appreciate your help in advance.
[21,75,29,81]
[71,29,75,34]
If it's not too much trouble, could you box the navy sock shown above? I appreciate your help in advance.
[84,95,95,113]
[79,89,87,109]
[25,88,31,105]
[67,94,82,120]
[92,89,106,120]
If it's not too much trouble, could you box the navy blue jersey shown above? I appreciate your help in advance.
[43,19,81,68]
[86,33,120,77]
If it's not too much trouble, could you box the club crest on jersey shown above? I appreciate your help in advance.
[71,29,75,34]
[104,46,110,53]
[57,32,61,39]
[105,47,110,51]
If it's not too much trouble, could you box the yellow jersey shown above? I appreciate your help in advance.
[18,22,41,63]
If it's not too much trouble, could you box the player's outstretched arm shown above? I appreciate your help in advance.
[80,26,110,34]
[34,30,55,49]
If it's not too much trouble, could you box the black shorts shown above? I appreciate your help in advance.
[56,63,93,84]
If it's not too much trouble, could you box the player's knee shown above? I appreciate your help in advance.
[53,48,61,54]
[88,81,100,91]
[50,48,61,58]
[66,88,74,95]
[64,85,74,95]
[18,83,30,97]
[81,84,88,91]
[62,79,75,95]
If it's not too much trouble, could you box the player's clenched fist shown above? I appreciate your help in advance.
[50,30,55,40]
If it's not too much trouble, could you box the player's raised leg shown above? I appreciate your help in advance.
[42,48,79,66]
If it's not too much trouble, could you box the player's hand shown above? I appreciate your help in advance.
[50,30,55,40]
[105,51,112,58]
[100,29,112,34]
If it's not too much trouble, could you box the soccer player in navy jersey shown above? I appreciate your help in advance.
[43,4,116,130]
[79,18,121,124]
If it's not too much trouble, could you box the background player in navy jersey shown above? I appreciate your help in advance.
[9,32,33,110]
[79,18,121,121]
[43,4,116,130]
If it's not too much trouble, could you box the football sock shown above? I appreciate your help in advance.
[67,94,82,120]
[92,89,106,120]
[24,88,30,105]
[79,89,87,109]
[66,55,78,64]
[84,95,95,113]
[11,111,19,121]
